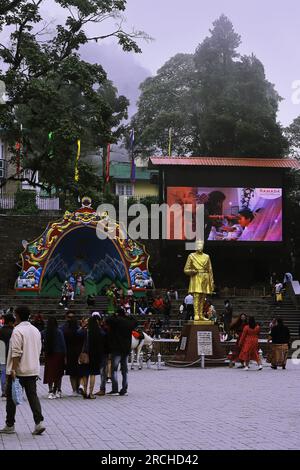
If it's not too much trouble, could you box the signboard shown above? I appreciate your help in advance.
[197,331,213,356]
[180,337,187,351]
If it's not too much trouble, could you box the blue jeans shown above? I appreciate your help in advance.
[111,354,129,393]
[0,363,6,395]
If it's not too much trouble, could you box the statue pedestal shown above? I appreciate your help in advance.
[167,323,226,367]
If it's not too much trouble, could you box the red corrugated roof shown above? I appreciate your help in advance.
[149,156,300,169]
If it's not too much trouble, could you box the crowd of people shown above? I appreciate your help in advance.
[59,275,85,310]
[228,313,291,370]
[180,295,232,339]
[0,306,139,435]
[102,284,175,318]
[59,280,176,327]
[88,284,180,339]
[0,289,294,436]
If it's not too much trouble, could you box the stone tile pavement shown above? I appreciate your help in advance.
[0,360,299,450]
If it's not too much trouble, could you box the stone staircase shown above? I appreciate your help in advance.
[0,295,108,319]
[266,297,300,337]
[0,292,299,339]
[161,292,300,339]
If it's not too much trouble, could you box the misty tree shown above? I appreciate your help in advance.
[132,14,288,158]
[131,53,197,156]
[0,0,147,198]
[285,116,300,157]
[284,115,300,224]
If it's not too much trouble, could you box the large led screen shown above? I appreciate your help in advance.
[167,187,282,242]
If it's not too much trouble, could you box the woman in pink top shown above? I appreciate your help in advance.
[238,316,262,371]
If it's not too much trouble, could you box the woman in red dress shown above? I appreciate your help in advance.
[230,313,248,367]
[238,316,262,371]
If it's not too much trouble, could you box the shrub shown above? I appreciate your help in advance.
[139,195,159,208]
[11,189,39,215]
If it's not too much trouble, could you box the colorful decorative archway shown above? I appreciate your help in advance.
[15,198,152,296]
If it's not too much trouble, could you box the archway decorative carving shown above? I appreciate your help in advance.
[15,198,152,295]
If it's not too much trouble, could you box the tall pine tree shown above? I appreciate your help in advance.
[132,15,288,159]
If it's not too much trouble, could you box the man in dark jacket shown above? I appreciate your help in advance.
[106,312,137,396]
[270,317,290,369]
[0,314,14,397]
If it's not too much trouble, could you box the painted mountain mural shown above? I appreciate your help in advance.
[41,227,128,296]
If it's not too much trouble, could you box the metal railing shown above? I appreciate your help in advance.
[0,195,60,210]
[152,287,271,298]
[218,287,269,297]
[116,194,159,202]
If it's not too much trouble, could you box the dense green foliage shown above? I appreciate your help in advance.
[0,0,145,198]
[132,15,288,158]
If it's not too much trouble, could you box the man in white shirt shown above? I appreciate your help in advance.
[0,306,45,435]
[184,293,194,321]
[275,281,283,304]
[275,282,283,294]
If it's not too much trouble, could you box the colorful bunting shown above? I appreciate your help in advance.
[15,141,21,177]
[48,131,54,160]
[74,139,81,182]
[105,143,111,183]
[130,129,135,184]
[15,124,23,177]
[168,127,172,157]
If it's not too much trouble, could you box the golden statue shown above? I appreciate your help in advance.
[184,240,214,322]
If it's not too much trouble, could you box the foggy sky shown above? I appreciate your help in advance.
[2,0,300,125]
[100,0,300,126]
[80,43,150,117]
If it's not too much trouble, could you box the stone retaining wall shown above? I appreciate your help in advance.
[0,214,161,292]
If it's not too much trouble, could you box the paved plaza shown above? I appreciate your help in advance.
[0,361,299,451]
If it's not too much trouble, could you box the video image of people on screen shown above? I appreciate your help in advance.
[167,187,282,242]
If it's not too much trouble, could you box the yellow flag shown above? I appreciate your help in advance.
[74,139,81,182]
[168,128,172,157]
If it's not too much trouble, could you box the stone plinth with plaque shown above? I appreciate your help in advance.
[166,240,227,367]
[166,324,226,367]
